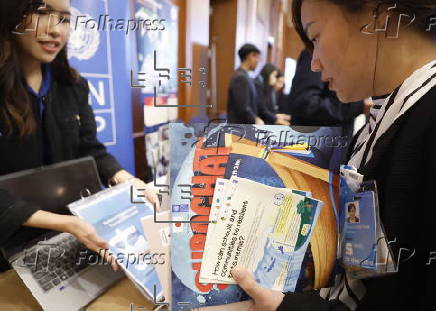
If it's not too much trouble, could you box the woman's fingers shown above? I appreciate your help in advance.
[90,237,119,271]
[145,187,161,211]
[231,267,266,302]
[104,251,119,272]
[93,235,109,249]
[82,233,119,272]
[90,244,119,272]
[132,178,161,211]
[83,232,107,253]
[70,219,119,272]
[231,267,284,311]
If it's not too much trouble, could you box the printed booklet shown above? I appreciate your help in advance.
[68,182,164,302]
[169,123,346,309]
[200,177,323,291]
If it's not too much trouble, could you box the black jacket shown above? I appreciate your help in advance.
[254,76,278,125]
[0,76,122,271]
[227,68,260,124]
[278,83,436,310]
[286,49,363,137]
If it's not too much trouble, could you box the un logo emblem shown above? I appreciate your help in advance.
[68,7,100,60]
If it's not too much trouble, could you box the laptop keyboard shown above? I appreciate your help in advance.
[22,235,94,292]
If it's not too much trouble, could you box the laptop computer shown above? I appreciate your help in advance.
[0,157,124,311]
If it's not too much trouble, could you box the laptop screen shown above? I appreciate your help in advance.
[0,157,103,259]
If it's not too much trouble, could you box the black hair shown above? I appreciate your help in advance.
[238,43,261,62]
[292,0,436,51]
[348,203,356,212]
[260,63,278,84]
[259,63,278,94]
[276,71,284,79]
[0,0,78,137]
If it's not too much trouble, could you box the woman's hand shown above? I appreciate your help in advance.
[111,170,161,211]
[255,117,265,125]
[131,177,161,211]
[275,114,291,126]
[23,211,118,271]
[66,216,119,271]
[231,267,284,311]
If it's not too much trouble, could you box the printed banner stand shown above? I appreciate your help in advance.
[68,0,135,174]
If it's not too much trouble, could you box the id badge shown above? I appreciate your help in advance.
[341,190,377,270]
[339,165,396,279]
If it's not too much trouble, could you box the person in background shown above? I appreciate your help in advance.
[227,43,272,124]
[275,71,288,114]
[255,63,291,125]
[227,43,264,124]
[285,48,373,140]
[0,0,158,272]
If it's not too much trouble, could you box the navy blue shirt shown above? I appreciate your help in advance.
[27,64,52,164]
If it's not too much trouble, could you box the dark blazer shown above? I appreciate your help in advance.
[227,68,259,124]
[254,76,278,125]
[286,49,363,138]
[278,85,436,310]
[0,76,122,271]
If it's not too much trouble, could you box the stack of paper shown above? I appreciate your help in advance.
[68,182,164,302]
[199,177,323,292]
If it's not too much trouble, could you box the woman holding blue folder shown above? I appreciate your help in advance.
[0,0,158,272]
[232,0,436,310]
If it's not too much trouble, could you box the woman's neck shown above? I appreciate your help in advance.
[21,55,43,93]
[374,31,436,96]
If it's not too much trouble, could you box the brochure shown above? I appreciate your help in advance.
[223,131,342,290]
[68,182,164,301]
[169,123,345,309]
[200,177,323,292]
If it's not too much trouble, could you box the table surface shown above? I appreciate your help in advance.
[0,268,253,311]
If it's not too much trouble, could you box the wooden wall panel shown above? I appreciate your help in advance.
[209,0,238,118]
[178,0,210,123]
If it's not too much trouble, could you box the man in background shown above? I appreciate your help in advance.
[227,43,265,124]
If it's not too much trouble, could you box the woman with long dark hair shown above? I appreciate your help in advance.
[255,63,291,125]
[0,0,158,272]
[231,0,436,310]
[255,63,279,124]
